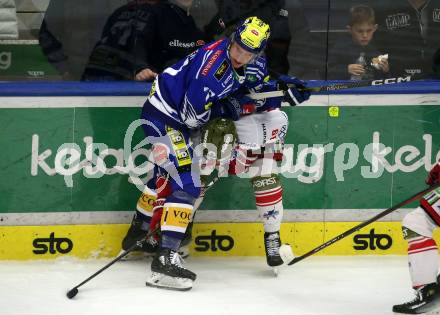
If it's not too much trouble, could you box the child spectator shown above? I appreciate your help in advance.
[328,4,389,80]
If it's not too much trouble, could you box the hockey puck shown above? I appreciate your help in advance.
[279,244,295,263]
[66,288,78,299]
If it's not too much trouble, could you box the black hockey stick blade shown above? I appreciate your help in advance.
[287,183,440,266]
[66,227,158,299]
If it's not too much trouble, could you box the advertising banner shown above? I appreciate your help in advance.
[1,102,439,217]
[0,85,439,259]
[4,222,440,259]
[0,42,60,79]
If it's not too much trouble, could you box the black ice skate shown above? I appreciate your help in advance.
[393,283,440,314]
[120,214,158,259]
[264,231,284,267]
[146,248,196,291]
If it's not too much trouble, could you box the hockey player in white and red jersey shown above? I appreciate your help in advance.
[125,16,311,291]
[227,106,291,268]
[393,162,440,314]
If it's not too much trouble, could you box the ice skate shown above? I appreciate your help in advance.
[120,214,158,260]
[119,234,159,261]
[146,248,196,291]
[264,231,284,275]
[393,283,440,314]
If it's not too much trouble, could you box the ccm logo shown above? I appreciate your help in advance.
[194,230,234,252]
[33,232,73,254]
[372,76,411,85]
[353,229,392,250]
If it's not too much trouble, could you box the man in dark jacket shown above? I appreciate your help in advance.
[82,0,206,81]
[375,0,440,77]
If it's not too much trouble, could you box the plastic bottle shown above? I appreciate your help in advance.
[350,52,366,80]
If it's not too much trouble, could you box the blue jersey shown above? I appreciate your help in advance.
[147,38,277,129]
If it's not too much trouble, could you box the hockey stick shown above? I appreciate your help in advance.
[247,74,424,100]
[66,225,159,299]
[287,183,440,266]
[65,175,219,299]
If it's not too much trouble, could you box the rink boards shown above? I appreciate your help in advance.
[4,221,440,260]
[0,82,440,259]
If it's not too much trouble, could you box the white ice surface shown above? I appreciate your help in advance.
[0,256,416,315]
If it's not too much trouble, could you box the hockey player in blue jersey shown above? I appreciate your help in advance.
[130,16,310,290]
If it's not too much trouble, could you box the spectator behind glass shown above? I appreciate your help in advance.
[82,0,206,81]
[375,0,440,77]
[38,0,126,81]
[203,0,293,75]
[327,4,389,80]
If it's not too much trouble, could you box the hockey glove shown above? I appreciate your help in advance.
[201,117,237,157]
[213,93,255,120]
[426,163,440,186]
[244,58,268,88]
[200,117,237,181]
[277,75,311,106]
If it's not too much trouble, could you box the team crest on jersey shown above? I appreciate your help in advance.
[214,60,229,81]
[201,50,223,76]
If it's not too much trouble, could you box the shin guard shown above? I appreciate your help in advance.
[252,174,283,233]
[407,235,438,287]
